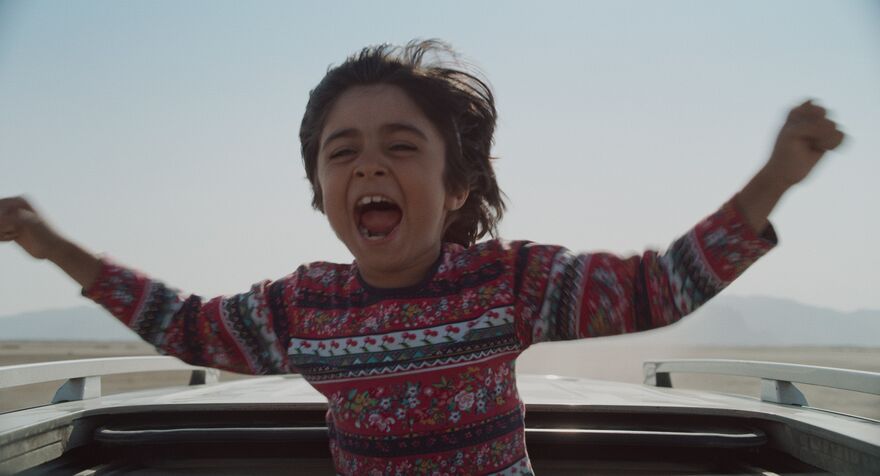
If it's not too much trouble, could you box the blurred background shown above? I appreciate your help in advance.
[0,0,878,417]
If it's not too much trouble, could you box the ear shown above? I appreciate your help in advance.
[445,188,469,212]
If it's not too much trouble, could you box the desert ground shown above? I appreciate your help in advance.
[2,340,878,419]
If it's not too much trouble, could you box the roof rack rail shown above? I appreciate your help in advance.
[643,359,880,406]
[0,356,218,403]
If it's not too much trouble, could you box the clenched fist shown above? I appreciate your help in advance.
[764,100,845,187]
[0,196,62,260]
[733,100,846,234]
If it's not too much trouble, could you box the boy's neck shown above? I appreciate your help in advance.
[356,244,443,290]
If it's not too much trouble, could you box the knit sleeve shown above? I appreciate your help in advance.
[514,200,777,348]
[82,262,296,375]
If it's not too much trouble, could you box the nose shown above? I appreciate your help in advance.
[353,152,388,178]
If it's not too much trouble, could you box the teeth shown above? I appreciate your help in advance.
[359,226,388,240]
[356,195,394,207]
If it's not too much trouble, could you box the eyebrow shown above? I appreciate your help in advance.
[321,128,358,150]
[321,122,429,150]
[381,123,428,141]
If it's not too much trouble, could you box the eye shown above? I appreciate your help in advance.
[390,143,417,152]
[329,148,356,159]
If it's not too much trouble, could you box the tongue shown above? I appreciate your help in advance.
[360,209,402,235]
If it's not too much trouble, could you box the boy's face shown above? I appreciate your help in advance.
[316,84,468,288]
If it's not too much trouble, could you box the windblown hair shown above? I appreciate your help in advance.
[299,39,505,247]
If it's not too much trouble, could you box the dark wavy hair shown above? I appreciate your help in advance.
[299,39,504,247]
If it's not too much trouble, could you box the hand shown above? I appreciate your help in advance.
[762,100,845,188]
[0,196,65,260]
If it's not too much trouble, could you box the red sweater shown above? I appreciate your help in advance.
[85,201,775,475]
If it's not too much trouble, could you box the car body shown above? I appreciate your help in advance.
[1,356,878,475]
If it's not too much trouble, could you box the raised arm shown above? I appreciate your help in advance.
[0,197,292,375]
[516,100,844,347]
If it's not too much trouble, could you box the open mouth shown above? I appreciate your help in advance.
[355,195,402,240]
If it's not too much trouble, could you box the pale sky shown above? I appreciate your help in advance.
[1,0,878,317]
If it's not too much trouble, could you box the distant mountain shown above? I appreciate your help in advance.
[0,306,140,341]
[671,295,880,347]
[0,296,877,346]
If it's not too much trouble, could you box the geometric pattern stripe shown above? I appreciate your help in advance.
[288,306,515,357]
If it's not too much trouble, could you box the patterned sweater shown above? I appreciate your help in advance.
[84,201,776,475]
